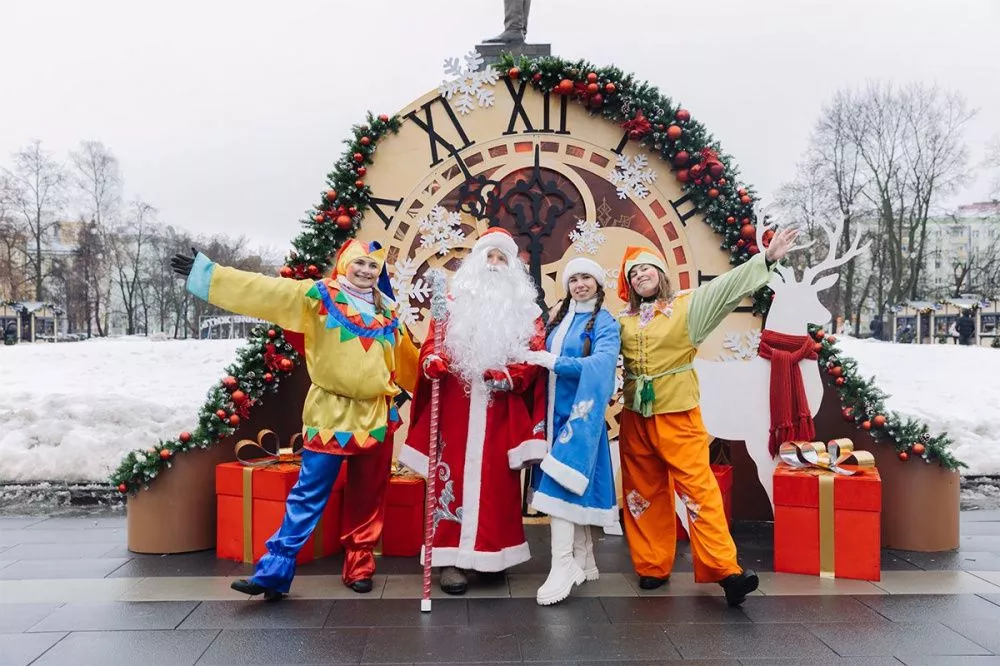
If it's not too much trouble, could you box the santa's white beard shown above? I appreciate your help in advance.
[444,253,540,387]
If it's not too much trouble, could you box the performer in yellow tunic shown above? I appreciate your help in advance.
[171,240,418,598]
[616,227,798,606]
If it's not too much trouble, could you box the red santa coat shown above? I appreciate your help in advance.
[398,318,548,572]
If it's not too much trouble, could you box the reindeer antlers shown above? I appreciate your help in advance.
[801,219,872,284]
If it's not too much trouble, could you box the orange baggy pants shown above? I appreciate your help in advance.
[619,406,742,583]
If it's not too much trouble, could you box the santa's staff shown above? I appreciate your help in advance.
[421,269,448,612]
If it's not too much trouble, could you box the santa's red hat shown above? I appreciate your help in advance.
[472,226,518,258]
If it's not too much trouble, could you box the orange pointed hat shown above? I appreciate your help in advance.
[617,246,668,301]
[331,239,394,299]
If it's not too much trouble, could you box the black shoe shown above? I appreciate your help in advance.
[440,566,468,595]
[231,578,283,601]
[719,570,759,607]
[638,575,670,590]
[348,578,374,594]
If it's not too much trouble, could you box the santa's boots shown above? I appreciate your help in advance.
[573,524,599,581]
[536,517,586,606]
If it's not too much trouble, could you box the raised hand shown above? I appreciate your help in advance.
[170,247,199,278]
[764,228,800,263]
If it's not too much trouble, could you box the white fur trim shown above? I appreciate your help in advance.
[472,231,518,258]
[529,491,619,527]
[508,438,548,469]
[398,444,429,478]
[562,258,606,290]
[603,521,624,536]
[420,542,531,572]
[539,453,589,496]
[457,381,489,561]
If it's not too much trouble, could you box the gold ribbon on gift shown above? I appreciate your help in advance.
[777,439,876,578]
[235,430,305,564]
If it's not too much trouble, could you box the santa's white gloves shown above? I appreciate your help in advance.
[522,350,557,370]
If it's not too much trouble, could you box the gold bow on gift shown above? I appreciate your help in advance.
[778,439,875,476]
[778,438,876,579]
[235,429,303,467]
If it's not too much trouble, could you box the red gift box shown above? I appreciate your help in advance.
[216,461,346,564]
[676,464,732,541]
[773,464,881,581]
[381,475,425,557]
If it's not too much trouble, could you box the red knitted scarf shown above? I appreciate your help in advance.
[757,330,818,456]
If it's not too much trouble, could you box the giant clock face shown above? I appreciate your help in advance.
[356,80,759,363]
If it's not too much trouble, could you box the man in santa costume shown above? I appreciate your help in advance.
[399,227,548,595]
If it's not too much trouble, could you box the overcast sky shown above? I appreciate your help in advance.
[2,0,998,250]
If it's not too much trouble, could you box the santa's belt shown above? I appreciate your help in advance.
[626,363,694,417]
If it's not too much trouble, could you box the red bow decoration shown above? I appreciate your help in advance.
[621,110,652,140]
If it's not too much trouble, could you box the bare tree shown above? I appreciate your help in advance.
[985,136,1000,201]
[3,141,67,300]
[105,199,155,335]
[0,174,31,301]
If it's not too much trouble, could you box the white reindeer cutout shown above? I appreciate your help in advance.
[676,218,869,530]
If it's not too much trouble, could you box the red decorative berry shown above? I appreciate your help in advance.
[267,329,276,338]
[842,407,854,421]
[898,451,909,461]
[726,216,736,225]
[675,108,691,122]
[160,449,171,460]
[676,169,690,183]
[708,188,720,198]
[355,179,365,189]
[740,195,752,205]
[179,431,191,443]
[279,358,294,372]
[829,366,843,378]
[587,82,599,95]
[118,483,127,493]
[873,414,886,428]
[378,114,390,122]
[827,335,837,344]
[589,93,604,107]
[264,372,274,383]
[325,189,337,201]
[673,151,689,166]
[356,166,367,177]
[587,72,598,83]
[718,178,727,186]
[709,163,725,179]
[912,443,926,455]
[666,125,682,141]
[508,67,520,79]
[307,265,318,276]
[313,213,324,224]
[279,266,292,278]
[690,163,704,177]
[815,329,826,340]
[215,409,227,419]
[604,82,616,93]
[835,377,845,386]
[222,376,237,389]
[738,187,748,196]
[229,414,240,427]
[360,136,371,146]
[861,420,872,430]
[533,72,542,82]
[348,206,358,216]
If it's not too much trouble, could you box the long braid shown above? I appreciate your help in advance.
[545,295,573,338]
[581,287,605,357]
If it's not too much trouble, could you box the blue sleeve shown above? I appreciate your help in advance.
[553,311,621,379]
[185,253,215,302]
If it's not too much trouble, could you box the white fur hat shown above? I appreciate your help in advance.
[472,227,518,258]
[562,257,606,291]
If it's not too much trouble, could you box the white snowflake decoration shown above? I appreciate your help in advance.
[417,206,466,256]
[568,218,607,255]
[439,51,499,116]
[717,330,762,362]
[608,154,656,200]
[390,258,432,326]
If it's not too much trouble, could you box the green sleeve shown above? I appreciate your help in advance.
[687,253,774,346]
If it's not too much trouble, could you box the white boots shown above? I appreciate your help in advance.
[536,517,587,606]
[573,523,599,581]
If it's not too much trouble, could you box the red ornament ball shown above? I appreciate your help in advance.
[313,213,324,224]
[360,136,371,146]
[159,449,171,460]
[356,166,367,177]
[709,163,725,179]
[279,266,292,278]
[898,451,909,461]
[222,376,237,389]
[675,108,691,122]
[355,179,365,189]
[179,431,191,443]
[557,79,574,95]
[740,223,756,240]
[827,335,837,344]
[118,483,127,493]
[736,239,746,248]
[842,407,854,421]
[587,72,598,83]
[676,169,690,183]
[353,152,364,163]
[835,377,845,386]
[589,93,604,107]
[231,390,247,404]
[748,243,759,254]
[378,114,390,122]
[726,216,736,225]
[718,178,727,186]
[508,67,520,79]
[861,420,872,430]
[829,366,843,378]
[267,329,276,338]
[604,82,616,93]
[708,188,720,198]
[229,414,240,427]
[912,443,926,455]
[307,264,318,276]
[325,189,337,202]
[666,125,683,141]
[673,151,690,167]
[690,163,704,177]
[279,358,294,372]
[873,414,886,428]
[215,409,227,419]
[740,195,752,205]
[263,372,274,383]
[533,72,542,82]
[348,206,358,216]
[815,329,826,340]
[336,214,353,229]
[738,187,748,196]
[814,342,823,352]
[587,82,600,95]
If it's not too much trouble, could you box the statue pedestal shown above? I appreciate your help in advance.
[475,43,551,69]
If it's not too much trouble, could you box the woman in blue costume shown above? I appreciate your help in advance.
[523,257,621,606]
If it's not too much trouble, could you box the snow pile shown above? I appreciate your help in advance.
[835,336,1000,475]
[0,337,242,482]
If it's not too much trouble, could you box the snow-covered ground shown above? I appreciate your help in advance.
[1,337,242,483]
[1,335,998,482]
